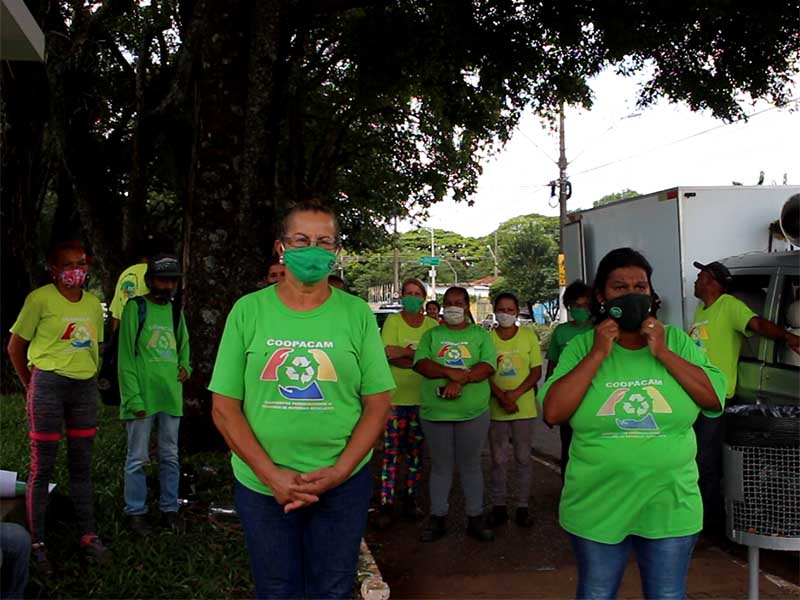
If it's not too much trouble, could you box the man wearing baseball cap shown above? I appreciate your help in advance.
[690,260,799,535]
[118,253,191,534]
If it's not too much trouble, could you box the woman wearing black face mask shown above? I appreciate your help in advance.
[540,248,727,600]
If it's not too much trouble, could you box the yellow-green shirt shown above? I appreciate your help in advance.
[489,327,542,420]
[689,294,755,398]
[10,284,104,380]
[381,313,439,406]
[109,263,150,320]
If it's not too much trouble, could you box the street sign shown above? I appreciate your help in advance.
[558,254,567,286]
[419,256,441,266]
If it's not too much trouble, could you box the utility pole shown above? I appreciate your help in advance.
[558,101,568,253]
[392,217,400,299]
[428,227,437,299]
[486,243,499,278]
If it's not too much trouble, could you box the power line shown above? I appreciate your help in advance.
[570,98,800,178]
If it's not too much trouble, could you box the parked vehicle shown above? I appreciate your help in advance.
[564,185,799,329]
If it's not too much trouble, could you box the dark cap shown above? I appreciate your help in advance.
[147,253,183,278]
[693,260,731,289]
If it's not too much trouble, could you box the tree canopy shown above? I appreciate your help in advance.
[3,0,799,407]
[592,189,641,207]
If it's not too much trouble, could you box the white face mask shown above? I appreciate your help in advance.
[442,306,466,325]
[496,313,517,328]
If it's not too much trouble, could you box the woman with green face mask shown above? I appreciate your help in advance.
[545,280,593,480]
[209,202,395,599]
[376,278,439,529]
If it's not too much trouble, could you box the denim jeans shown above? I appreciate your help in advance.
[0,522,31,599]
[569,532,699,599]
[124,413,181,515]
[234,465,371,600]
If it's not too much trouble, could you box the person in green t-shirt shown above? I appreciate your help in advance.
[689,259,799,535]
[209,202,394,599]
[118,254,191,534]
[487,292,542,528]
[414,286,496,543]
[6,241,110,571]
[376,278,438,529]
[541,248,727,600]
[545,280,593,480]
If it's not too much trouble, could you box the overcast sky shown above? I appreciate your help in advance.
[400,69,799,238]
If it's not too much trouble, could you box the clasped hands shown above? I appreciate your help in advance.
[268,464,347,513]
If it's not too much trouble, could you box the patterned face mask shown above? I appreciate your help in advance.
[59,268,87,288]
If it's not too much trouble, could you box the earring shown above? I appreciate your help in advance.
[279,255,284,265]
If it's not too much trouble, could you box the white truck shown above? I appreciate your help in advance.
[563,185,800,330]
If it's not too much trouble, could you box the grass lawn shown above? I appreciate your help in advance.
[0,395,252,598]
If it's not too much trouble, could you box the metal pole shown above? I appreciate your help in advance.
[748,545,759,600]
[429,227,437,299]
[494,230,499,277]
[392,217,400,299]
[557,101,568,322]
[558,101,568,253]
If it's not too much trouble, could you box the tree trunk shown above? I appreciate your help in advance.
[0,60,50,391]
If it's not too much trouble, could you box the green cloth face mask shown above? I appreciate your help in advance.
[401,296,424,313]
[569,307,591,324]
[283,246,336,285]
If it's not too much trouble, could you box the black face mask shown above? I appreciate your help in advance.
[604,293,652,331]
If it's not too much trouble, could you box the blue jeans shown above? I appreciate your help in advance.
[569,532,699,600]
[0,523,31,599]
[234,465,371,599]
[124,413,181,515]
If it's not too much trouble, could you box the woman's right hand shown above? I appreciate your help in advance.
[266,467,320,511]
[442,381,462,399]
[592,318,619,359]
[446,368,470,385]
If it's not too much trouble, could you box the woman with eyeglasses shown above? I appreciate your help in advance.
[209,201,394,599]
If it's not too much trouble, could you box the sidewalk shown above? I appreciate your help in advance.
[366,438,800,599]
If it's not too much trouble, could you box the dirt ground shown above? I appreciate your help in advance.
[365,438,800,599]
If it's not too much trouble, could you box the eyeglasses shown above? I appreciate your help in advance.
[282,235,340,251]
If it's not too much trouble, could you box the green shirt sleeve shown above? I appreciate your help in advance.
[476,327,496,367]
[380,313,399,346]
[540,330,590,404]
[208,300,247,401]
[667,326,728,417]
[10,291,42,341]
[357,305,396,396]
[528,329,543,368]
[727,295,757,336]
[545,325,565,362]
[413,328,435,365]
[118,300,144,414]
[177,311,192,377]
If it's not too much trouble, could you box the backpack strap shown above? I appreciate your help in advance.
[132,296,148,357]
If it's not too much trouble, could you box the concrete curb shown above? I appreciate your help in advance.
[357,538,390,599]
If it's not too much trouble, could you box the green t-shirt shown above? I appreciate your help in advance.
[208,286,395,495]
[109,263,150,320]
[413,324,495,421]
[689,294,755,398]
[10,284,104,380]
[118,298,191,419]
[546,321,593,363]
[489,327,542,420]
[540,325,727,544]
[381,313,439,406]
